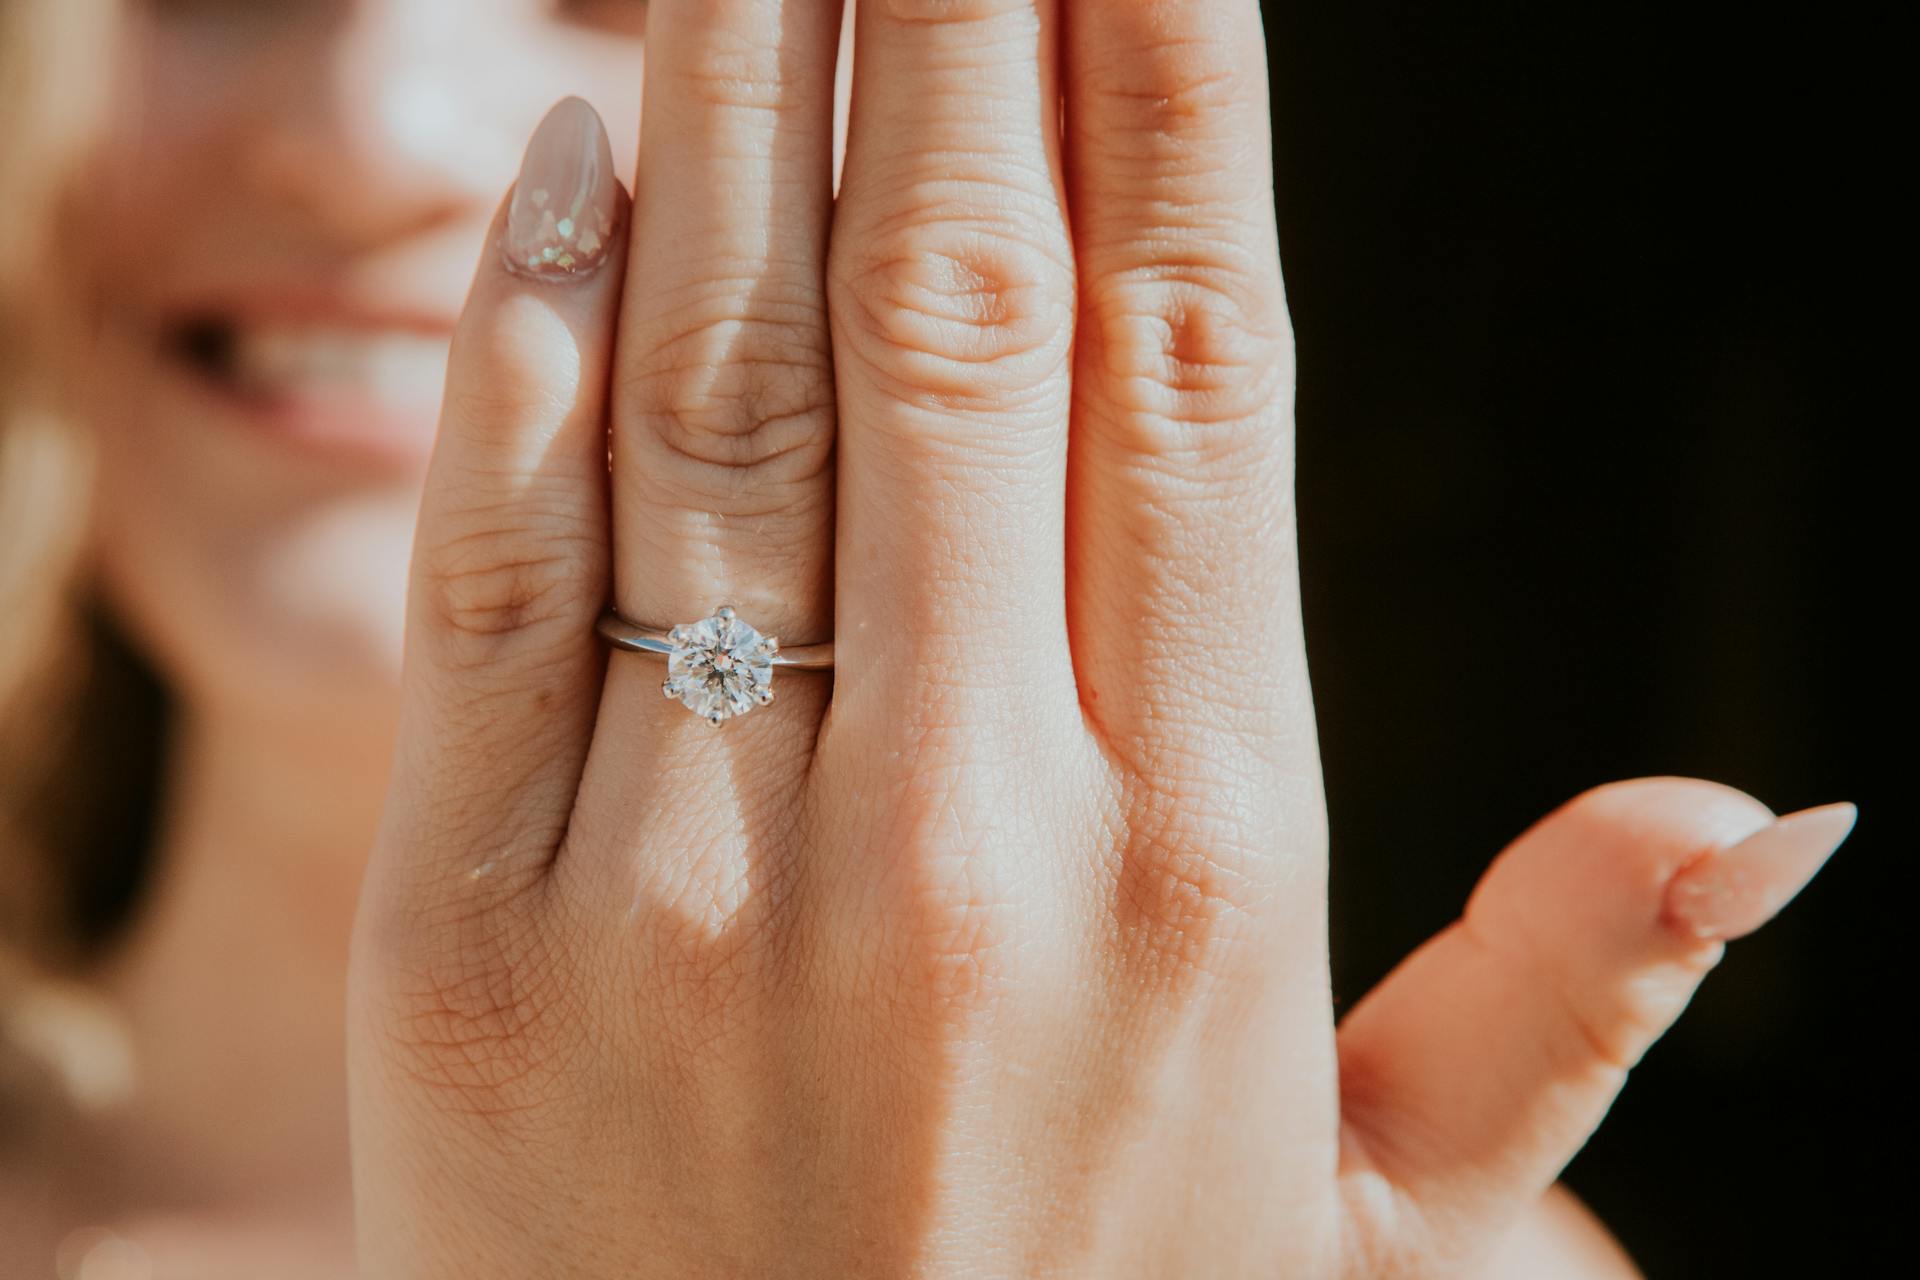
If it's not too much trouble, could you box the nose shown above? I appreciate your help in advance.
[245,0,524,245]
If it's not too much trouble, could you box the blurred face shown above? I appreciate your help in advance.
[80,0,646,731]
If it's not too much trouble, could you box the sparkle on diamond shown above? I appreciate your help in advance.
[662,608,778,724]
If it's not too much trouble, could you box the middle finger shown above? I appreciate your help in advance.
[828,0,1077,733]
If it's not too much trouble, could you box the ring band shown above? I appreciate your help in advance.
[596,604,831,725]
[595,607,834,669]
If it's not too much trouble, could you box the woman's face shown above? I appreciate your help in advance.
[80,0,646,730]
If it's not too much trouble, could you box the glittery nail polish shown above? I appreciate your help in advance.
[503,96,621,280]
[1665,802,1858,940]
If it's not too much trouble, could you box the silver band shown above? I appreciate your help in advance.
[595,607,834,671]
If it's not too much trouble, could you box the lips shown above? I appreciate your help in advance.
[161,308,454,469]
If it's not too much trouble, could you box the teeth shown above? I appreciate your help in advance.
[225,327,451,402]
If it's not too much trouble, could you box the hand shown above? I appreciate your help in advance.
[346,2,1855,1275]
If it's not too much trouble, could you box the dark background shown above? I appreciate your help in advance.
[1266,3,1898,1274]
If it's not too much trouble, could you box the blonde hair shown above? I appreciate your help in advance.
[1,0,147,1122]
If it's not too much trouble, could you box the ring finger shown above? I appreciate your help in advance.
[567,0,844,887]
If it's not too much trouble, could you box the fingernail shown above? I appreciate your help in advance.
[1665,802,1857,940]
[503,96,621,280]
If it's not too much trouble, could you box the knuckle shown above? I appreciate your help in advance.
[623,297,836,495]
[1112,778,1280,985]
[441,296,596,442]
[414,515,599,665]
[612,839,796,1061]
[667,18,791,114]
[637,907,774,1060]
[361,907,581,1126]
[831,215,1073,411]
[440,381,571,448]
[882,0,1032,24]
[1097,44,1253,142]
[1082,269,1293,456]
[891,870,1014,1028]
[1460,906,1669,1077]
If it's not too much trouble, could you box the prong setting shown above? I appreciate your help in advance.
[659,606,779,725]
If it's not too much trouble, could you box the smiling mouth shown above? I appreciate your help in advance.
[168,315,452,404]
[162,313,454,466]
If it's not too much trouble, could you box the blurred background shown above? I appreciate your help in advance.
[1270,2,1899,1273]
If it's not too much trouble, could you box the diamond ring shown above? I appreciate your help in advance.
[595,605,832,726]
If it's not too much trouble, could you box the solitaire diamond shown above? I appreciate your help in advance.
[661,606,779,725]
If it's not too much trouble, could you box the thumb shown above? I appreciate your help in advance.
[1334,777,1856,1267]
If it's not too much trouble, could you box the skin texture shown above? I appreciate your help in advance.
[11,0,1846,1275]
[344,2,1849,1278]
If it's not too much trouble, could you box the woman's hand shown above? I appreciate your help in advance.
[346,2,1854,1275]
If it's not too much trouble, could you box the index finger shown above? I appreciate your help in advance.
[366,98,626,935]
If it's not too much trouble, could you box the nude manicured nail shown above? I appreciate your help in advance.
[503,96,620,280]
[1665,802,1858,940]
